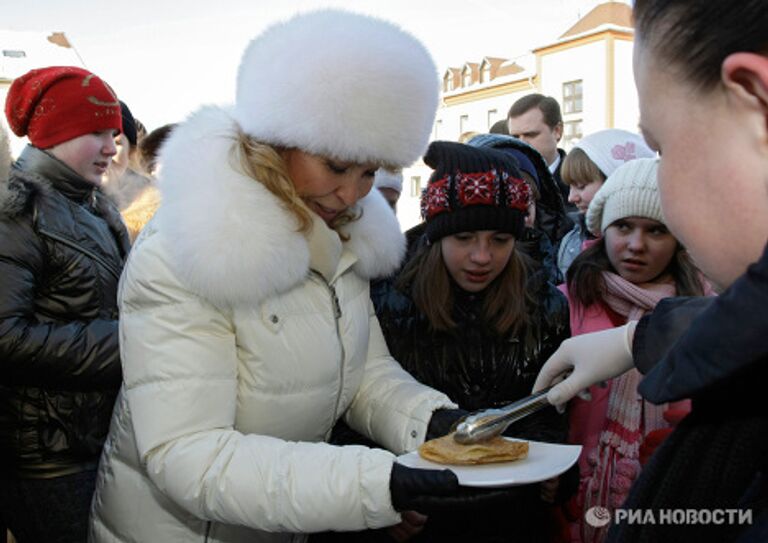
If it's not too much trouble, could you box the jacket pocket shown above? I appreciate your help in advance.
[42,389,117,457]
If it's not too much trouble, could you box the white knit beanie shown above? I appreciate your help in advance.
[574,129,655,178]
[234,10,439,168]
[374,168,403,194]
[586,158,662,235]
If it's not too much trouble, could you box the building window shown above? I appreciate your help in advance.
[481,63,491,83]
[443,77,449,93]
[2,50,26,58]
[563,120,583,149]
[459,115,469,134]
[410,176,422,198]
[434,119,442,139]
[462,69,472,87]
[487,109,498,129]
[563,80,583,114]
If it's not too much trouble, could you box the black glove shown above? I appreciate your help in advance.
[389,463,522,515]
[426,408,469,441]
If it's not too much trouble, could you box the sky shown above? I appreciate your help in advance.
[3,0,626,131]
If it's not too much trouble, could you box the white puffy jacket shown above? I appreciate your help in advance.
[89,107,455,543]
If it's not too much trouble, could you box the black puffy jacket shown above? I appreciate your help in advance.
[373,256,570,438]
[371,253,573,542]
[0,146,130,478]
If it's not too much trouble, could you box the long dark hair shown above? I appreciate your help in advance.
[567,237,706,311]
[397,240,533,336]
[633,0,768,90]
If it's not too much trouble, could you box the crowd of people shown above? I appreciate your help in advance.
[0,1,765,542]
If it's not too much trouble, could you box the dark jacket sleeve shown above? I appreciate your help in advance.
[637,243,768,403]
[0,217,121,390]
[632,297,713,375]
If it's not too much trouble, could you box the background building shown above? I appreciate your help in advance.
[1,3,634,233]
[0,30,84,157]
[398,1,635,230]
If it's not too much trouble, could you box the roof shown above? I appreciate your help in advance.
[0,30,83,81]
[496,60,524,77]
[559,2,633,39]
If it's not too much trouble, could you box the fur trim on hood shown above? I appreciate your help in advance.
[0,169,36,219]
[156,106,406,307]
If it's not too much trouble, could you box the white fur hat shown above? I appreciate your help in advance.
[574,129,655,178]
[586,158,662,235]
[374,168,403,194]
[234,10,439,168]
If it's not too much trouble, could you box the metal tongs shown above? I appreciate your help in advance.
[452,385,554,444]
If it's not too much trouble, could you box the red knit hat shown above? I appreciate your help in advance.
[4,66,122,149]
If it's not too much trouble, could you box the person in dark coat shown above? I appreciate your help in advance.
[506,94,572,213]
[372,141,574,542]
[467,132,571,283]
[0,66,130,542]
[533,1,768,541]
[469,132,571,245]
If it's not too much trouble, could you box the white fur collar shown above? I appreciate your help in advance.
[155,106,405,307]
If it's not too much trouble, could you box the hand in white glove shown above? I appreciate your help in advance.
[532,321,638,409]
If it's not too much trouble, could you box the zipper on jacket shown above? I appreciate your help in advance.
[38,227,122,280]
[310,271,346,423]
[204,521,212,542]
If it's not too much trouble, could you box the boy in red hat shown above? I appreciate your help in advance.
[0,66,130,542]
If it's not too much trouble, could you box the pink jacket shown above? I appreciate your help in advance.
[558,281,693,543]
[557,284,624,481]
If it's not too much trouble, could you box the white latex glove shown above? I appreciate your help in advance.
[533,321,638,409]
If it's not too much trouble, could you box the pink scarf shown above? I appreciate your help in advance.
[582,272,678,543]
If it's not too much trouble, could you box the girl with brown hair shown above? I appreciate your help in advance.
[374,141,573,542]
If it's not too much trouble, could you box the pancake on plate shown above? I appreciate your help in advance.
[418,433,529,465]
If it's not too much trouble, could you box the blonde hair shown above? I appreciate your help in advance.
[121,185,161,243]
[232,130,361,237]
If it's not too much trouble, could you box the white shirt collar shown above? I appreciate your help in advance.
[548,152,561,174]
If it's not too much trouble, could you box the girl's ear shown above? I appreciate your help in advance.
[721,53,768,132]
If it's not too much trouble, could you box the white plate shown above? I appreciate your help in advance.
[396,439,581,488]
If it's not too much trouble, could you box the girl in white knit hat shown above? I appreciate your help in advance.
[536,2,768,540]
[557,158,713,543]
[557,129,656,278]
[88,10,511,543]
[374,168,404,213]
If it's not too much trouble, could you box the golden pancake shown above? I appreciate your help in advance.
[418,433,529,465]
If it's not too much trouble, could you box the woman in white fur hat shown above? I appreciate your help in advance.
[88,10,505,543]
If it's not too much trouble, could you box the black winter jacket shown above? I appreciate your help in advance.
[371,257,572,542]
[0,146,130,478]
[374,267,570,436]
